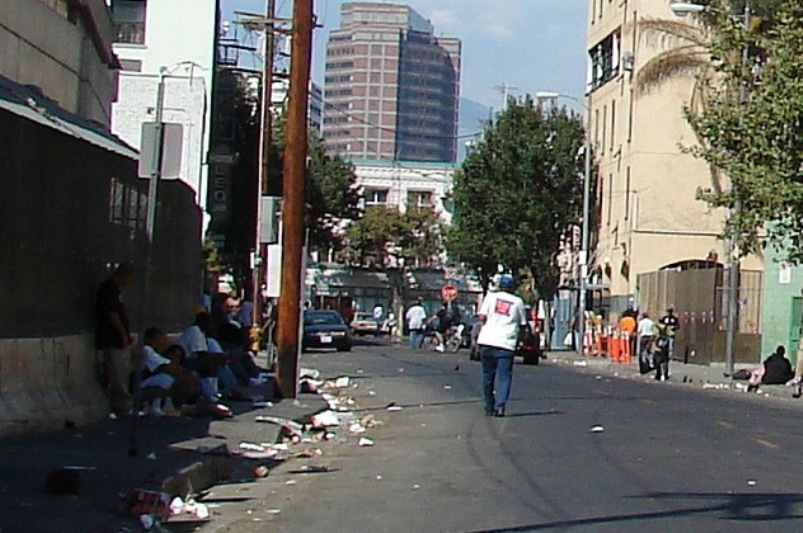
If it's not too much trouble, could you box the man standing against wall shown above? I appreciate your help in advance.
[477,275,527,418]
[95,263,136,417]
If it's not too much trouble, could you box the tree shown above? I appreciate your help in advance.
[687,0,803,261]
[342,206,444,268]
[447,97,585,298]
[305,136,362,254]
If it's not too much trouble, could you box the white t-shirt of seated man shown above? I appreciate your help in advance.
[477,291,527,352]
[178,325,208,358]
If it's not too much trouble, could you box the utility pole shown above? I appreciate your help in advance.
[253,0,277,327]
[275,0,313,398]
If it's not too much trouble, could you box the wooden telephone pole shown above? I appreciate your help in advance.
[275,0,313,398]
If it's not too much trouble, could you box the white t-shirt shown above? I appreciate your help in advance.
[207,337,226,355]
[178,325,208,358]
[477,291,527,351]
[405,305,427,330]
[142,345,171,373]
[637,317,655,337]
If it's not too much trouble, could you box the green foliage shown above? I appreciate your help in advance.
[342,206,444,267]
[447,98,585,297]
[687,0,803,261]
[305,136,362,253]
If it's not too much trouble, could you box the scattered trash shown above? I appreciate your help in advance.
[398,368,406,373]
[369,390,377,396]
[254,465,270,478]
[356,369,365,375]
[239,441,265,452]
[108,413,118,420]
[267,509,282,515]
[703,383,727,390]
[573,361,588,367]
[299,368,321,379]
[349,422,366,434]
[289,465,331,474]
[595,376,602,380]
[129,489,171,523]
[285,479,298,486]
[387,406,403,412]
[169,497,185,516]
[194,503,210,520]
[333,376,351,388]
[412,484,421,490]
[358,437,375,447]
[139,514,155,530]
[443,385,452,390]
[376,475,383,480]
[590,425,605,433]
[311,410,342,428]
[146,452,157,461]
[748,479,758,487]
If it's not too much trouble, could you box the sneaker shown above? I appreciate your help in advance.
[493,409,506,418]
[147,404,166,417]
[436,345,445,353]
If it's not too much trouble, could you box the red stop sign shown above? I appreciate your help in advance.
[441,284,458,302]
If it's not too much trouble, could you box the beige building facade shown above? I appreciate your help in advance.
[585,0,761,301]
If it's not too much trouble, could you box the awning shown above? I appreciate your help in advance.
[0,74,138,159]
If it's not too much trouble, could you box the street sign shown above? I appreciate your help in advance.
[441,284,458,302]
[138,122,183,179]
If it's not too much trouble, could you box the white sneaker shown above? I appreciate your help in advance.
[147,403,166,417]
[436,345,445,353]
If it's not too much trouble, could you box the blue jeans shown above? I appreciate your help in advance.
[480,346,514,412]
[409,329,424,349]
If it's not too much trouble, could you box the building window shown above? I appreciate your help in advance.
[589,30,620,89]
[119,59,142,72]
[407,190,433,209]
[111,0,147,45]
[365,189,389,206]
[625,167,631,221]
[109,178,146,232]
[610,99,616,148]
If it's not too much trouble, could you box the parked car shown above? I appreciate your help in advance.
[351,312,379,336]
[303,310,352,352]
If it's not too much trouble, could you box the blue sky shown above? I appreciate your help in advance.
[223,0,588,110]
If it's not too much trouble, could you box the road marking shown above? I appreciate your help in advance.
[754,438,779,450]
[717,420,736,430]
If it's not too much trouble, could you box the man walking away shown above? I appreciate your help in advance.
[477,274,527,417]
[95,263,136,417]
[637,313,655,375]
[652,324,672,381]
[405,298,427,349]
[659,307,680,361]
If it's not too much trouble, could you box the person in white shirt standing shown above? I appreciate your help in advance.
[405,298,427,349]
[636,313,656,375]
[477,275,527,417]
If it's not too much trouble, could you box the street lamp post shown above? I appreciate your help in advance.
[535,91,592,354]
[668,0,751,380]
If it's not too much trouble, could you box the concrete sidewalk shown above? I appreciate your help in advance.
[548,349,803,406]
[0,377,329,532]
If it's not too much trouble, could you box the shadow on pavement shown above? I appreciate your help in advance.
[467,491,803,531]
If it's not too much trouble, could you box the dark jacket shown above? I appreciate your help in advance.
[762,354,794,385]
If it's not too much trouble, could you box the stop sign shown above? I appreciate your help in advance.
[441,284,458,302]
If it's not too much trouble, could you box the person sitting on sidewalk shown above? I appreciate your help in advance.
[139,327,176,417]
[749,345,795,392]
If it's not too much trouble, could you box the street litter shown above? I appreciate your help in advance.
[358,437,375,447]
[443,385,453,390]
[573,361,588,367]
[748,480,758,487]
[376,475,383,480]
[239,441,265,452]
[349,422,366,434]
[255,415,306,438]
[369,390,377,396]
[703,383,727,390]
[387,406,403,412]
[169,497,185,516]
[286,479,298,486]
[595,376,602,380]
[311,410,342,428]
[333,376,351,388]
[398,368,406,373]
[356,369,365,374]
[412,484,421,490]
[129,489,171,523]
[146,452,157,461]
[267,509,282,515]
[289,465,332,474]
[299,368,321,379]
[254,465,270,478]
[139,515,155,530]
[590,425,605,433]
[253,401,273,408]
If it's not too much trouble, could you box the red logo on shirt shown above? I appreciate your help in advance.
[495,299,513,316]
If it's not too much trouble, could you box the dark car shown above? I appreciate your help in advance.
[303,310,352,352]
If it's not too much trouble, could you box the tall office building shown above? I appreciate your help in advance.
[323,2,461,163]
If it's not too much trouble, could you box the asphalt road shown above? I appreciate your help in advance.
[217,342,803,533]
